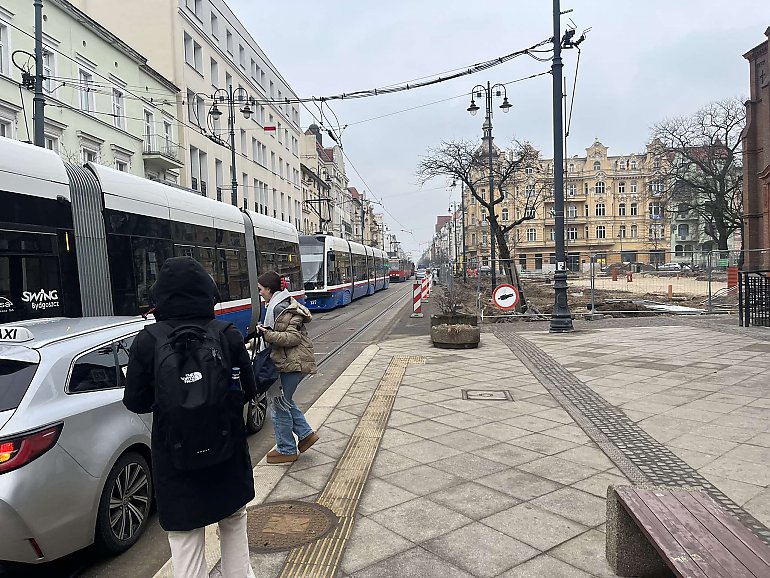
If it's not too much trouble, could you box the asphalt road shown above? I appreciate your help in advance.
[0,282,414,578]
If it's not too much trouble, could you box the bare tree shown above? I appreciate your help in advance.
[651,98,745,253]
[417,139,543,311]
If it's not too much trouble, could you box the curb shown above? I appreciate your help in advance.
[152,344,381,578]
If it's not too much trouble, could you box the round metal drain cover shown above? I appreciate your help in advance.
[247,501,337,553]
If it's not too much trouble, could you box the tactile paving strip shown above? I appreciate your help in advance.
[279,354,425,578]
[497,329,770,545]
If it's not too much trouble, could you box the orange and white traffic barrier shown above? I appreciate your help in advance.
[421,276,430,302]
[428,273,433,294]
[410,282,423,318]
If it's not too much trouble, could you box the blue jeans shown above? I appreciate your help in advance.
[271,372,314,455]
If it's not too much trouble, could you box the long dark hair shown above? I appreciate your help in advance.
[257,270,282,293]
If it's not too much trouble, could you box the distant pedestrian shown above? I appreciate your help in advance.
[254,270,319,464]
[124,257,257,578]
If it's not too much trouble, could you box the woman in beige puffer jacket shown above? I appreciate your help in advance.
[256,271,319,464]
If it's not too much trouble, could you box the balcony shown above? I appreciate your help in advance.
[143,134,184,170]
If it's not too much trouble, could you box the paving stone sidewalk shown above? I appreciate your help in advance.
[232,320,770,578]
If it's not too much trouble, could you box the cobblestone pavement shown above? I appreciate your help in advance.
[493,320,770,542]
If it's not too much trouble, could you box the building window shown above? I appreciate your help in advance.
[596,225,606,239]
[649,224,663,239]
[567,204,577,218]
[595,203,605,217]
[81,146,98,164]
[226,29,233,54]
[630,160,637,170]
[619,224,626,238]
[618,203,626,216]
[239,45,245,69]
[186,0,202,18]
[653,157,660,169]
[630,202,638,216]
[184,34,203,74]
[79,69,95,113]
[678,224,689,239]
[630,224,638,238]
[595,181,605,194]
[143,109,154,150]
[619,160,626,170]
[210,58,218,86]
[649,203,662,219]
[525,166,533,175]
[649,180,664,194]
[210,12,219,38]
[583,182,589,195]
[112,88,125,129]
[0,22,9,77]
[0,118,11,138]
[567,183,576,196]
[527,228,536,242]
[115,158,128,172]
[567,226,577,241]
[44,134,59,152]
[568,163,574,172]
[225,71,232,90]
[675,244,684,257]
[525,184,535,196]
[593,161,600,171]
[618,181,625,193]
[42,49,55,93]
[549,229,555,241]
[501,208,508,222]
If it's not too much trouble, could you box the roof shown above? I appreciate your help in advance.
[317,143,335,163]
[348,187,361,200]
[0,316,146,349]
[435,215,451,232]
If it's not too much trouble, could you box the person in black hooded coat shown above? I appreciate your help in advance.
[124,256,257,578]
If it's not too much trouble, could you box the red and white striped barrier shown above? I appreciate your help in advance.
[421,276,430,302]
[410,282,423,318]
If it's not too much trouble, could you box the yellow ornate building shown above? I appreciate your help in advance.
[463,139,669,272]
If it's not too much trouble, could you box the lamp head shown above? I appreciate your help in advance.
[500,97,512,113]
[467,99,479,116]
[209,104,222,120]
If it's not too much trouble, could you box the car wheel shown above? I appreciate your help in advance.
[95,452,153,554]
[246,394,268,434]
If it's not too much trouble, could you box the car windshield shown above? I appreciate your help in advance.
[0,360,38,412]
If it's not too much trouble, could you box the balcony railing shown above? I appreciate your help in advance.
[143,134,184,169]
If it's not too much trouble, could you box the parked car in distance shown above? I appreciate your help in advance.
[0,316,266,565]
[415,269,426,280]
[657,262,691,272]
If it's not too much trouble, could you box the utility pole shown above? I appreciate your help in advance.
[33,0,45,147]
[461,181,467,281]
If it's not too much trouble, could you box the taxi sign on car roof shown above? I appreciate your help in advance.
[0,326,35,343]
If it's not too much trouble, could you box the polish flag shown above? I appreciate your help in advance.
[263,126,277,132]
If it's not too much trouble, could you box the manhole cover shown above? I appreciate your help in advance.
[246,501,338,553]
[462,389,514,401]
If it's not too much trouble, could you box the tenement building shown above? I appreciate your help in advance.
[743,27,770,271]
[463,139,670,272]
[71,0,304,227]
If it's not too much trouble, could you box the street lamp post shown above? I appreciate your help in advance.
[208,85,256,206]
[548,0,574,332]
[449,201,460,275]
[467,81,512,288]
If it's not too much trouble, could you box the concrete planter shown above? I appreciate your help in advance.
[430,323,480,349]
[430,313,478,327]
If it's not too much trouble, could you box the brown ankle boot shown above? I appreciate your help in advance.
[266,449,298,464]
[298,432,319,453]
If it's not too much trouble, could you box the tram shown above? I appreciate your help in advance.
[299,234,389,310]
[388,257,412,282]
[0,137,302,335]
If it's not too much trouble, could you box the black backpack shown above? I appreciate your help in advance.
[147,319,242,471]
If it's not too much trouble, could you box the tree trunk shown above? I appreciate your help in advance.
[494,227,528,312]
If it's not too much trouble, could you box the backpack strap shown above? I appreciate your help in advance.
[144,320,173,342]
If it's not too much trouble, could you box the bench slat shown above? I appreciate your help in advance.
[617,488,713,578]
[635,489,757,578]
[685,491,770,570]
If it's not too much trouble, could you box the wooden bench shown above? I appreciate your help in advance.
[606,485,770,577]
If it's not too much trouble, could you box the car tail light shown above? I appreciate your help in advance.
[0,424,62,475]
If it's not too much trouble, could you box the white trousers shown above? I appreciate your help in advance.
[167,507,256,578]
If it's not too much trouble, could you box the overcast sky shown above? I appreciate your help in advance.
[231,0,767,259]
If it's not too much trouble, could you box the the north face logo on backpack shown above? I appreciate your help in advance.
[181,371,203,383]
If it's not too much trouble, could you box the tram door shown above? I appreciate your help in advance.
[0,230,77,322]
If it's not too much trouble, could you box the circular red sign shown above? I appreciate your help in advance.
[492,284,519,310]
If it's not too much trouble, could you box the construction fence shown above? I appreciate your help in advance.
[444,248,770,318]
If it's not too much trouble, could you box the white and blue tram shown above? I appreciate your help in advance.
[300,234,389,310]
[0,137,302,335]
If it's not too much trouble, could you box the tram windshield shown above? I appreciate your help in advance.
[300,238,325,290]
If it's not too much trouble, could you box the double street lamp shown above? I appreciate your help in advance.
[208,85,257,206]
[467,81,512,287]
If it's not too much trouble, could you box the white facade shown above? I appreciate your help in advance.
[0,0,181,180]
[71,0,303,228]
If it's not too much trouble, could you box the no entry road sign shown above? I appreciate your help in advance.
[492,283,519,311]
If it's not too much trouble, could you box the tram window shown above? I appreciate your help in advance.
[198,247,216,280]
[131,237,171,311]
[106,235,135,316]
[174,244,196,258]
[104,209,172,239]
[0,231,55,254]
[0,255,63,321]
[218,249,247,301]
[172,222,216,245]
